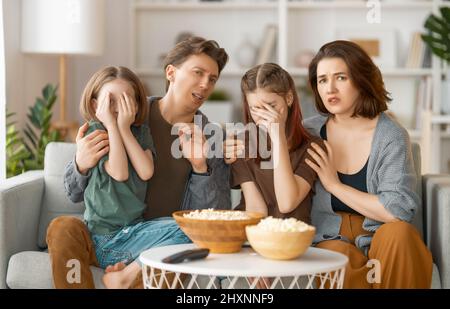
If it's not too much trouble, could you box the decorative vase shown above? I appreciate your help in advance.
[236,36,257,69]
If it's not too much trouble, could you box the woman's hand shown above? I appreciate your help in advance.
[250,102,285,142]
[75,122,109,175]
[95,92,116,129]
[305,141,341,193]
[177,123,208,173]
[117,92,137,130]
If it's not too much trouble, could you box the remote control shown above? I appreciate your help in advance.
[162,248,210,264]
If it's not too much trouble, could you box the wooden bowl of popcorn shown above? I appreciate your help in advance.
[172,209,265,253]
[246,217,316,260]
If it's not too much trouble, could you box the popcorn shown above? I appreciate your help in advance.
[183,209,251,220]
[255,216,314,233]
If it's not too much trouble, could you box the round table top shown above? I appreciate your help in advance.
[139,243,348,277]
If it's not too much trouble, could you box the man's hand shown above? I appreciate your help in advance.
[75,122,109,175]
[177,123,208,173]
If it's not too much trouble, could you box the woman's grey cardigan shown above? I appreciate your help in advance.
[303,112,420,255]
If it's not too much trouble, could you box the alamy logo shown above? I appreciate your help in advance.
[66,0,81,24]
[170,115,279,169]
[66,259,81,284]
[366,0,381,24]
[366,259,381,284]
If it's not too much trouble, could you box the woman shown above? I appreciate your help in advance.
[304,40,432,288]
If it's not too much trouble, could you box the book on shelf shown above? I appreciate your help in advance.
[414,75,433,130]
[406,31,431,68]
[256,24,277,65]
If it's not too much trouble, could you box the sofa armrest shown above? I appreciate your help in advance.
[422,174,450,289]
[0,171,45,289]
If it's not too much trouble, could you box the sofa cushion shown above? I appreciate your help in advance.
[6,251,105,289]
[429,182,450,288]
[7,250,440,289]
[422,175,450,245]
[432,263,442,289]
[38,143,85,248]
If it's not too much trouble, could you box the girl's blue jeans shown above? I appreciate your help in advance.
[91,217,191,269]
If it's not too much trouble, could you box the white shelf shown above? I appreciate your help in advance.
[288,67,433,77]
[437,0,450,7]
[382,68,433,77]
[408,129,450,139]
[432,115,450,124]
[135,1,277,10]
[408,129,422,139]
[288,0,434,10]
[289,68,308,76]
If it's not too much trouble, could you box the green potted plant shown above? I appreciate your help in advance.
[5,110,30,177]
[422,7,450,62]
[207,89,230,101]
[23,84,62,170]
[5,84,62,177]
[422,7,450,114]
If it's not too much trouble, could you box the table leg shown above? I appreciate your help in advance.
[142,266,346,289]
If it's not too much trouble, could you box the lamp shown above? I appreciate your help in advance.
[21,0,105,140]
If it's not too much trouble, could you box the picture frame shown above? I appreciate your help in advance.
[335,28,397,69]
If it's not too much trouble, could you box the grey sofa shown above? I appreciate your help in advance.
[0,142,448,288]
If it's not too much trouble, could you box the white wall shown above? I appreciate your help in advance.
[70,0,131,124]
[4,0,130,129]
[4,0,58,131]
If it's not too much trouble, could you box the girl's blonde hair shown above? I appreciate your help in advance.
[80,66,148,126]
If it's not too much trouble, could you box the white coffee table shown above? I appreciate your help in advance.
[139,243,348,289]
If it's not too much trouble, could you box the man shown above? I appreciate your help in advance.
[46,37,232,288]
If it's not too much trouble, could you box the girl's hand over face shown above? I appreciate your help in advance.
[251,102,285,141]
[95,92,116,129]
[117,92,137,130]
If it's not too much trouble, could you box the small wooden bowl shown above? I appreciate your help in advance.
[246,225,316,260]
[172,210,265,253]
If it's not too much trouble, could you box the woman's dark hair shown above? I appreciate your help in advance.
[308,40,391,118]
[241,63,310,152]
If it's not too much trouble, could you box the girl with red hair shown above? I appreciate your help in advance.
[230,63,323,225]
